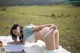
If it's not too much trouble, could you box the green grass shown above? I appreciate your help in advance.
[0,5,80,53]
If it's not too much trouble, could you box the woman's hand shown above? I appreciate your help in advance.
[7,42,14,44]
[50,24,57,30]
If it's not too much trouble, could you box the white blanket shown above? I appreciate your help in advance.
[0,36,24,52]
[0,36,71,53]
[0,36,13,46]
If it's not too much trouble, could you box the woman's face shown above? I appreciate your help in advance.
[12,27,22,37]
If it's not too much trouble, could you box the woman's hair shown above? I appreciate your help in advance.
[10,24,23,42]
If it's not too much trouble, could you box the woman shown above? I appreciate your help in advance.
[9,24,59,53]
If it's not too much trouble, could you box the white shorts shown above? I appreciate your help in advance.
[27,33,35,43]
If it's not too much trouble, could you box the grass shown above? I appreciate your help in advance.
[0,5,80,53]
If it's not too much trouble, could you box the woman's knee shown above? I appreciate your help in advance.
[54,29,59,34]
[42,27,50,31]
[40,27,50,34]
[35,27,50,40]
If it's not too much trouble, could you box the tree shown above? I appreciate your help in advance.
[68,0,80,6]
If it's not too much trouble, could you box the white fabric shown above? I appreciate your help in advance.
[0,36,24,52]
[43,29,54,39]
[24,40,71,53]
[43,29,58,39]
[5,44,24,52]
[0,36,13,46]
[46,46,71,53]
[24,40,46,53]
[0,36,71,53]
[27,33,35,43]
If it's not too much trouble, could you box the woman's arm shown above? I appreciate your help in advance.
[32,24,57,31]
[7,40,24,44]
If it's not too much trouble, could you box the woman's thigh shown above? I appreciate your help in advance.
[43,29,59,50]
[34,27,50,42]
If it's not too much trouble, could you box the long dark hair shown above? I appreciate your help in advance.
[10,24,23,42]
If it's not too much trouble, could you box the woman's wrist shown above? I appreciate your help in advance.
[50,24,57,30]
[7,42,14,44]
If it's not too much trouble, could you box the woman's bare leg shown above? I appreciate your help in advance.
[43,29,59,50]
[35,27,50,42]
[43,30,56,50]
[55,30,59,49]
[35,27,59,50]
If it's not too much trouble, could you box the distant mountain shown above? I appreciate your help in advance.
[0,0,64,6]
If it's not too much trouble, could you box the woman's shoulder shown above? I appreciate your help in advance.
[23,24,34,31]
